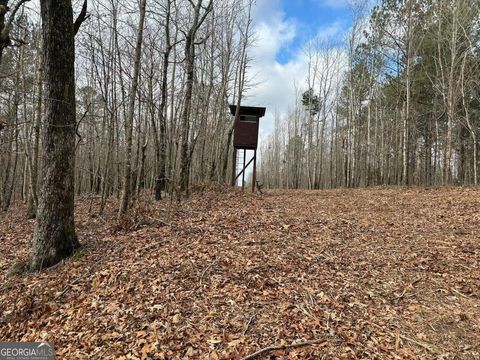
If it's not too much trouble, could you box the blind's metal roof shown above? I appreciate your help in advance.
[229,105,266,118]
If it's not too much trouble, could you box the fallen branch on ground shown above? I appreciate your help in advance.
[243,313,256,335]
[400,335,436,352]
[451,288,471,299]
[54,278,81,300]
[199,261,216,286]
[240,339,325,360]
[396,277,423,299]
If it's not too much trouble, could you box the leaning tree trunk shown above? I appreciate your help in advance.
[30,0,79,270]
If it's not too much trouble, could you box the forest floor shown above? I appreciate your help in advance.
[0,186,479,359]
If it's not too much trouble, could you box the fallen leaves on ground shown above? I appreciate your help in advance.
[0,185,479,359]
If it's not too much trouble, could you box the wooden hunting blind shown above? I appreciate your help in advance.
[229,105,266,192]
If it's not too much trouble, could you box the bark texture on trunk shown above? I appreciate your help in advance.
[30,0,79,270]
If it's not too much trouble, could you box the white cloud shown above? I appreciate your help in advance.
[244,1,348,143]
[315,20,347,44]
[316,0,350,10]
[230,0,350,180]
[244,1,308,140]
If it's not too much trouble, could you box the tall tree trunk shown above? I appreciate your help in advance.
[27,42,43,219]
[118,0,146,218]
[179,30,195,195]
[153,0,171,200]
[2,93,19,211]
[30,0,79,270]
[179,0,213,195]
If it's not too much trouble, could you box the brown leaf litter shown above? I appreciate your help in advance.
[0,186,479,359]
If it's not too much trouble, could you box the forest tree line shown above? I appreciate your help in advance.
[258,0,480,189]
[0,0,255,269]
[0,0,254,217]
[0,0,479,269]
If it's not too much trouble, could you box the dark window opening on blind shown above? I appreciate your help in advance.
[240,115,257,123]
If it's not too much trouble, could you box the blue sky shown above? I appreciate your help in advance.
[276,0,352,63]
[234,0,354,176]
[247,0,352,139]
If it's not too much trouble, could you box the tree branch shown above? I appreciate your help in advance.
[195,0,213,31]
[240,339,326,360]
[73,0,89,36]
[4,0,30,37]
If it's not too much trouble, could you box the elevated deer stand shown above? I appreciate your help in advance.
[229,105,266,192]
